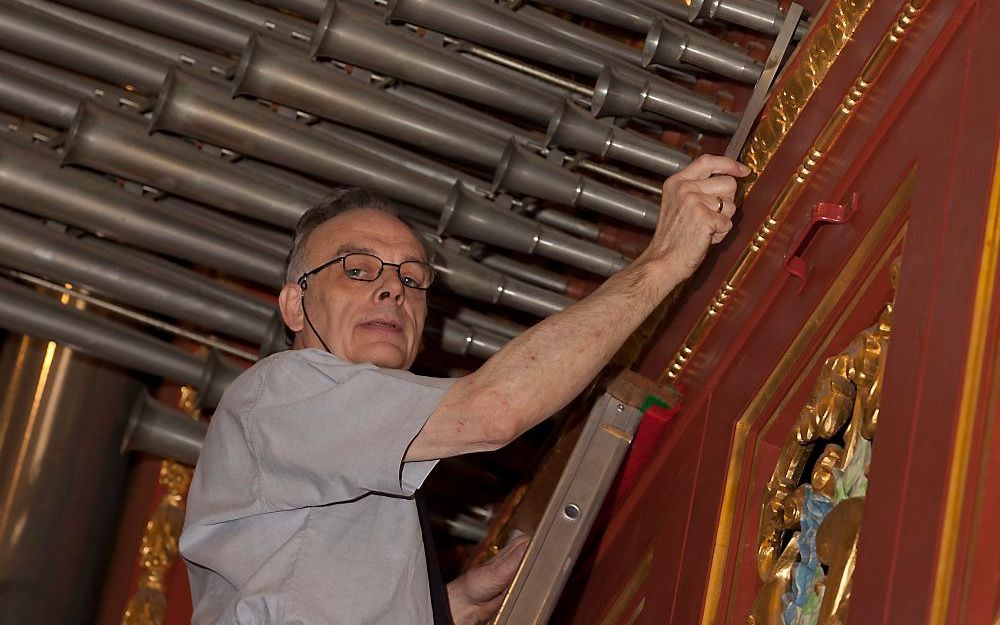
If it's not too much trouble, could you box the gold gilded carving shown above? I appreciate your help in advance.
[815,497,865,625]
[747,535,801,625]
[121,387,200,625]
[748,259,897,625]
[661,1,929,384]
[743,0,875,185]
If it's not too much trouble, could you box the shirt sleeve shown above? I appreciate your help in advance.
[242,350,455,512]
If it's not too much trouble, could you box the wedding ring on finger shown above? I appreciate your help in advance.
[715,196,725,212]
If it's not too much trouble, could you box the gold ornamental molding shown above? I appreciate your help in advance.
[742,0,875,187]
[121,386,200,625]
[660,0,930,384]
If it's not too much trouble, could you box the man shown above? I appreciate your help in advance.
[181,156,748,624]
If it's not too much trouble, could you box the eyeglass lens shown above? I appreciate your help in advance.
[342,253,433,289]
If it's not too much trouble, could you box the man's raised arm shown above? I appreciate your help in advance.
[407,155,750,461]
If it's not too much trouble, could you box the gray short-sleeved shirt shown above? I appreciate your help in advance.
[180,348,455,625]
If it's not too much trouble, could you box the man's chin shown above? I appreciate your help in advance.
[355,344,412,370]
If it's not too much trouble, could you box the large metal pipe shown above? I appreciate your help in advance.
[233,36,507,168]
[0,49,153,111]
[151,69,455,213]
[63,99,317,229]
[187,0,314,46]
[633,0,689,20]
[0,60,78,128]
[427,241,573,318]
[385,83,536,145]
[440,182,632,277]
[545,98,690,176]
[643,18,762,83]
[592,65,739,134]
[14,0,235,79]
[0,278,240,408]
[384,0,726,131]
[312,122,491,194]
[51,0,255,55]
[0,1,170,93]
[0,136,284,286]
[455,308,526,340]
[250,0,325,22]
[480,254,570,295]
[689,0,808,40]
[513,4,645,67]
[493,141,660,230]
[0,331,138,625]
[311,0,560,125]
[0,208,274,343]
[122,391,207,466]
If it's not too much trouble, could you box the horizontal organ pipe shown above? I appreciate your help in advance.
[155,70,625,276]
[64,100,319,229]
[0,208,273,343]
[441,318,508,360]
[233,36,507,168]
[545,98,690,176]
[0,278,239,408]
[493,141,660,230]
[15,0,234,78]
[0,136,283,286]
[123,391,207,466]
[0,2,170,93]
[384,0,732,132]
[311,0,561,125]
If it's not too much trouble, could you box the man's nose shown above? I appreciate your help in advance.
[375,269,405,302]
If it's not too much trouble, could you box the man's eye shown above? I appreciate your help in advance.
[401,275,419,288]
[346,268,367,278]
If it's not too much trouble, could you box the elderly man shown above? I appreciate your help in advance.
[181,155,748,624]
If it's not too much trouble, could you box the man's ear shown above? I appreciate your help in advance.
[278,282,305,333]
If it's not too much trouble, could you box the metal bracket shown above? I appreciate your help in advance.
[783,193,859,293]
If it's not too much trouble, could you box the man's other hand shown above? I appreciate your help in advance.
[447,535,530,625]
[640,155,751,280]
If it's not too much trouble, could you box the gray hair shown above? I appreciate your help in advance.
[283,188,402,285]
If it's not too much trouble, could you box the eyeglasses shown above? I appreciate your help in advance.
[298,253,435,291]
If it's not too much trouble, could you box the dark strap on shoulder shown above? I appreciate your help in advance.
[416,491,453,625]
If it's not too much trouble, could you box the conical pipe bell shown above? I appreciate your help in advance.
[233,36,506,168]
[545,98,690,176]
[441,319,507,360]
[426,242,572,318]
[439,182,631,277]
[592,65,739,135]
[122,391,207,466]
[0,278,240,409]
[16,0,235,79]
[689,0,808,39]
[64,100,316,229]
[643,18,763,83]
[492,141,660,229]
[0,136,284,287]
[151,69,453,213]
[0,208,274,343]
[0,2,170,94]
[311,0,559,125]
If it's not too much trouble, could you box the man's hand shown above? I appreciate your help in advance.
[640,154,750,280]
[447,535,530,625]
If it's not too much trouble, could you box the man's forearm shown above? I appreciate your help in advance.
[451,255,683,441]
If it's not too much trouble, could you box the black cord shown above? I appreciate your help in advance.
[300,279,335,355]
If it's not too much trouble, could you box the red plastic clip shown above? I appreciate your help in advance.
[784,193,859,293]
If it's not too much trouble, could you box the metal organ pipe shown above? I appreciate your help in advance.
[0,278,239,408]
[0,136,284,286]
[310,0,561,125]
[232,36,508,168]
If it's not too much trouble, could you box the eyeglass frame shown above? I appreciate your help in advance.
[297,252,436,291]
